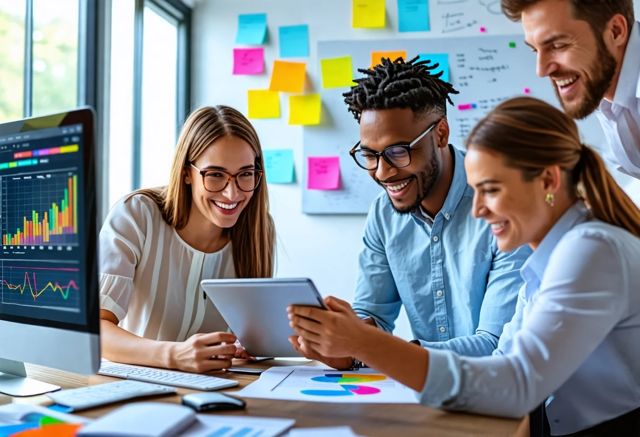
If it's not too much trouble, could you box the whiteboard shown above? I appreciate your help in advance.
[302,34,605,214]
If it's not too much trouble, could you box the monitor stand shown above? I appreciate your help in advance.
[0,358,60,397]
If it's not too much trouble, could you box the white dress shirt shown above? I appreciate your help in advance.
[99,194,234,341]
[596,21,640,179]
[419,203,640,435]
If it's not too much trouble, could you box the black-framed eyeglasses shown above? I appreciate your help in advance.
[189,163,263,193]
[349,119,441,171]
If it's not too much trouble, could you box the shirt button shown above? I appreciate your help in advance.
[436,289,443,297]
[444,213,450,220]
[432,235,439,242]
[439,326,446,333]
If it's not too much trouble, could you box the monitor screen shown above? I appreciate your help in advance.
[0,108,99,396]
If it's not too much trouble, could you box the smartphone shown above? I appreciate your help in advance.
[227,367,265,375]
[181,392,246,412]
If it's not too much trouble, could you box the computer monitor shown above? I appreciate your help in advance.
[0,108,100,396]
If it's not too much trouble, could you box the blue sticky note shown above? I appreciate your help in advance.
[236,13,267,44]
[417,53,449,82]
[279,25,309,58]
[398,0,430,32]
[264,149,295,184]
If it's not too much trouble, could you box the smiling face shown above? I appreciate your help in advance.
[359,108,445,213]
[185,135,257,230]
[522,0,617,119]
[464,147,554,251]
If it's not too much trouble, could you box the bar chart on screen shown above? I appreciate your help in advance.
[1,170,78,248]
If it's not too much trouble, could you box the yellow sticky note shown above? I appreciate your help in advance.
[269,60,306,93]
[289,94,321,125]
[352,0,385,28]
[320,56,355,89]
[370,50,407,68]
[248,90,280,119]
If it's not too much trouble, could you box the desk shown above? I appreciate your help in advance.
[20,363,528,436]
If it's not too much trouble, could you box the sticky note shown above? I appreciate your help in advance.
[370,50,407,68]
[417,53,450,82]
[236,13,267,44]
[269,60,306,93]
[279,25,309,58]
[289,94,321,125]
[307,156,340,190]
[264,149,295,183]
[233,48,264,75]
[352,0,385,28]
[509,41,517,48]
[248,90,280,119]
[320,56,355,88]
[398,0,430,32]
[480,26,487,33]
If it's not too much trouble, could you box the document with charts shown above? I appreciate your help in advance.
[234,366,419,403]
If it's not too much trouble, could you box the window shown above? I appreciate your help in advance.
[106,0,190,209]
[0,0,83,122]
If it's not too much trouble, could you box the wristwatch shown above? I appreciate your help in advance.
[349,358,367,370]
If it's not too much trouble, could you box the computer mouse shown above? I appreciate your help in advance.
[181,392,246,412]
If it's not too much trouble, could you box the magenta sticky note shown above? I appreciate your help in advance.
[233,48,264,75]
[307,156,340,190]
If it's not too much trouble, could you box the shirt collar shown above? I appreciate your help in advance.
[521,202,591,289]
[410,145,470,223]
[611,21,640,108]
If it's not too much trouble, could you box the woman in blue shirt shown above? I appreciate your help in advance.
[288,96,640,435]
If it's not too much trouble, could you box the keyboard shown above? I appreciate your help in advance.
[98,361,239,391]
[47,380,176,411]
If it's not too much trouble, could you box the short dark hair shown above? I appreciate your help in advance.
[343,56,459,122]
[501,0,635,37]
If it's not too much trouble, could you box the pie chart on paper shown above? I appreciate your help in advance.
[301,373,387,397]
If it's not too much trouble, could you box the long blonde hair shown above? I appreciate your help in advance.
[465,96,640,237]
[134,106,275,277]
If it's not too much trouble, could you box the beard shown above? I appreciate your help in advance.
[555,38,617,119]
[386,145,440,215]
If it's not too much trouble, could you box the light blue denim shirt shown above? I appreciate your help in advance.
[421,202,640,435]
[353,146,531,356]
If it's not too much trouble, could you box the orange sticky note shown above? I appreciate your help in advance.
[352,0,386,28]
[269,60,306,93]
[247,89,280,119]
[289,94,321,125]
[371,50,407,68]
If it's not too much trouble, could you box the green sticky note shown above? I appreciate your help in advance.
[264,149,295,184]
[509,41,516,48]
[320,56,355,88]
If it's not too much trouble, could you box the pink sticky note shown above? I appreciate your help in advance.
[233,48,264,75]
[307,156,340,190]
[524,87,531,94]
[480,26,487,33]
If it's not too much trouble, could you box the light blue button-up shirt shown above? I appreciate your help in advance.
[353,146,531,356]
[421,202,640,435]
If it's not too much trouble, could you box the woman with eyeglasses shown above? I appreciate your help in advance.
[289,97,640,435]
[100,106,275,372]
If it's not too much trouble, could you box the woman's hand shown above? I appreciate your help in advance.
[169,331,237,373]
[288,296,370,359]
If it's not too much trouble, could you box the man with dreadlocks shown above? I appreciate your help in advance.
[289,57,531,370]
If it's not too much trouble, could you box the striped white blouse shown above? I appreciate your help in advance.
[99,194,234,341]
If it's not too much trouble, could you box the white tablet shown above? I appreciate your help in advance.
[200,278,325,357]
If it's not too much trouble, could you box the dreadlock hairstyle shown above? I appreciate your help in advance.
[343,56,459,122]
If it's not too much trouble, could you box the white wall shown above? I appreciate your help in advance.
[191,0,640,339]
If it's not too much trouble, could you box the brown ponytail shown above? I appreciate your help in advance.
[578,145,640,237]
[466,96,640,238]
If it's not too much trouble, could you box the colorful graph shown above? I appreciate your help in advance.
[1,264,80,311]
[301,373,386,397]
[2,172,78,246]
